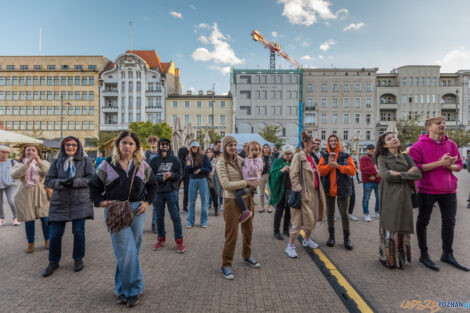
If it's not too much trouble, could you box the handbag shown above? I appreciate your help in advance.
[105,167,137,233]
[46,187,53,200]
[403,154,422,208]
[287,160,304,210]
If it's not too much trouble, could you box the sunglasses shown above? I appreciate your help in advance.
[160,143,169,146]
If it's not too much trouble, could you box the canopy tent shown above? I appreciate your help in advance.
[222,133,274,152]
[172,116,184,153]
[386,121,398,136]
[184,123,196,146]
[203,132,211,150]
[0,130,43,145]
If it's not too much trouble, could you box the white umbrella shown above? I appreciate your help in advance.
[386,121,398,136]
[0,130,43,145]
[203,131,211,150]
[172,117,184,153]
[184,123,195,146]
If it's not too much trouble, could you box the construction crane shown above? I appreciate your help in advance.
[251,30,301,69]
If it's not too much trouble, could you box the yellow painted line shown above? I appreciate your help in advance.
[300,230,374,313]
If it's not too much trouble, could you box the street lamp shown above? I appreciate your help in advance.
[60,94,72,141]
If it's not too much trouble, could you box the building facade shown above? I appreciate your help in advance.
[457,70,470,130]
[377,65,462,134]
[0,56,109,143]
[302,68,377,152]
[166,91,233,137]
[230,69,302,145]
[99,50,181,132]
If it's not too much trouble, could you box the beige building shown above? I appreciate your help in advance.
[377,65,462,134]
[166,90,233,138]
[0,56,110,144]
[302,68,378,151]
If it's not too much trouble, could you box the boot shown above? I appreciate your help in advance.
[176,238,185,253]
[274,232,284,240]
[326,227,335,247]
[42,262,59,277]
[74,259,84,272]
[214,207,219,216]
[419,254,439,271]
[343,230,353,250]
[441,252,469,272]
[26,243,35,253]
[44,240,49,249]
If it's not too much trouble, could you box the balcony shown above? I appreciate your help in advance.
[380,102,398,110]
[303,122,316,128]
[102,89,118,96]
[101,106,118,112]
[145,106,162,112]
[441,103,457,110]
[146,89,162,96]
[100,123,128,131]
[304,106,316,111]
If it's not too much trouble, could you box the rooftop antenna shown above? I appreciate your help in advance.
[39,28,42,56]
[129,21,133,52]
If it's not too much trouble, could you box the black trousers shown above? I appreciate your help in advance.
[273,201,291,233]
[179,175,190,211]
[416,193,457,256]
[209,187,219,210]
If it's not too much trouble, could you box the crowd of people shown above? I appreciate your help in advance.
[0,115,468,307]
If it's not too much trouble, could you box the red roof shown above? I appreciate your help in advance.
[161,62,171,74]
[126,50,163,72]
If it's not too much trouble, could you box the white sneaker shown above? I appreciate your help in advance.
[285,244,298,258]
[349,214,359,221]
[364,214,372,222]
[302,237,319,249]
[374,213,380,219]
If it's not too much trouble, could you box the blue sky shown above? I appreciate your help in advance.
[1,0,470,94]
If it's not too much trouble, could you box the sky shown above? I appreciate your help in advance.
[1,0,470,94]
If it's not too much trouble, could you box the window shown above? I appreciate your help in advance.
[27,121,32,130]
[136,81,141,92]
[321,130,326,140]
[332,98,338,108]
[68,121,74,130]
[304,114,316,124]
[332,114,338,124]
[68,76,73,85]
[415,77,419,86]
[48,106,53,115]
[128,71,133,78]
[34,106,39,115]
[74,65,83,70]
[89,92,94,100]
[220,115,226,124]
[343,130,349,141]
[427,78,431,86]
[321,114,326,124]
[432,94,436,103]
[209,101,214,108]
[343,83,349,92]
[75,107,81,115]
[136,72,141,78]
[366,131,371,141]
[67,91,73,100]
[197,115,202,125]
[46,91,52,100]
[89,106,94,115]
[6,107,11,115]
[332,83,338,92]
[40,76,45,85]
[90,122,95,130]
[354,83,361,91]
[426,94,430,103]
[402,95,407,104]
[366,97,372,108]
[421,94,424,103]
[307,83,313,91]
[61,65,69,70]
[68,106,74,115]
[89,76,94,85]
[33,91,39,100]
[355,113,360,124]
[0,92,3,100]
[354,98,361,108]
[184,101,190,108]
[34,65,42,70]
[20,65,28,70]
[173,101,177,108]
[221,101,226,108]
[343,98,350,108]
[366,114,371,125]
[19,77,25,85]
[13,91,18,100]
[343,114,349,124]
[13,107,18,115]
[197,101,202,108]
[82,106,88,115]
[61,76,66,85]
[421,77,425,86]
[321,83,327,92]
[74,76,80,86]
[332,130,337,136]
[54,121,60,130]
[40,91,46,100]
[402,78,407,86]
[82,76,88,86]
[54,107,60,115]
[88,65,96,70]
[432,77,436,86]
[208,115,213,125]
[7,65,15,70]
[409,77,413,86]
[184,115,190,124]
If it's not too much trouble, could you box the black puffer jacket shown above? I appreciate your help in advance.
[44,136,94,222]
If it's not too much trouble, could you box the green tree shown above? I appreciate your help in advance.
[89,131,119,148]
[128,121,173,148]
[446,128,470,148]
[196,128,222,147]
[257,125,286,146]
[396,117,425,147]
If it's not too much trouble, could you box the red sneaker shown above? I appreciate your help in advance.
[239,210,253,224]
[176,238,185,253]
[153,237,166,251]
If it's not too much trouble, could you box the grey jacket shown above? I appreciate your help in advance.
[44,136,94,222]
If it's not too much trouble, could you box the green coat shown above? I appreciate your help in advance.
[377,152,422,233]
[268,158,290,206]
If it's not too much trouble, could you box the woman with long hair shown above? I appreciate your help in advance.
[89,131,157,307]
[259,144,274,213]
[375,132,421,269]
[285,132,326,258]
[205,148,219,216]
[185,141,212,228]
[11,144,50,253]
[216,136,261,279]
[43,137,95,276]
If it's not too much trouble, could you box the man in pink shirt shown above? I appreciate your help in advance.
[409,116,468,272]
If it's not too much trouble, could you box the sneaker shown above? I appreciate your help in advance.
[221,266,234,280]
[243,256,261,268]
[374,212,380,219]
[349,214,359,221]
[153,237,166,251]
[116,294,127,305]
[285,244,298,258]
[185,224,193,229]
[302,237,319,249]
[219,207,224,211]
[176,238,185,253]
[201,224,208,228]
[364,214,372,222]
[239,210,253,224]
[126,295,139,307]
[13,218,21,226]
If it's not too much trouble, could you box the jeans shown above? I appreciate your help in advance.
[416,193,457,256]
[179,175,190,211]
[235,188,250,213]
[106,202,146,298]
[25,217,50,243]
[0,185,17,219]
[154,191,183,240]
[187,178,209,227]
[362,182,379,215]
[49,218,86,263]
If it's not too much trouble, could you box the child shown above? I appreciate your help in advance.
[236,141,263,223]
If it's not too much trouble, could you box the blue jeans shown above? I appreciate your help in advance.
[105,202,145,298]
[49,218,86,263]
[362,182,379,215]
[152,206,157,226]
[25,217,50,243]
[187,178,209,227]
[154,191,183,240]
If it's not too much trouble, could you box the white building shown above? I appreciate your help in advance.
[99,50,181,131]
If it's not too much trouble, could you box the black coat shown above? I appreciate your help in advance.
[44,136,94,222]
[149,138,182,193]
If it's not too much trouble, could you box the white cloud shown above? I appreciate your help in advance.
[188,4,196,10]
[319,39,336,51]
[197,23,211,29]
[336,8,348,19]
[188,86,196,92]
[343,22,365,32]
[170,11,183,19]
[301,55,314,61]
[192,23,244,73]
[435,47,470,72]
[198,35,209,44]
[277,0,346,26]
[318,55,324,60]
[272,31,278,38]
[301,41,310,47]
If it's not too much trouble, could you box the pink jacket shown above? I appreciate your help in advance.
[242,157,263,181]
[409,134,463,194]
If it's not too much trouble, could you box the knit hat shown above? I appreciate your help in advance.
[222,135,237,149]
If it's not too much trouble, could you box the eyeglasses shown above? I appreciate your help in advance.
[160,143,169,146]
[65,143,78,148]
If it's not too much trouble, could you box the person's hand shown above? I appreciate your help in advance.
[246,179,259,190]
[194,169,201,174]
[136,201,149,215]
[329,162,339,169]
[99,200,111,207]
[407,167,418,173]
[163,171,171,181]
[370,175,375,181]
[281,165,290,173]
[389,170,401,176]
[186,159,192,167]
[60,178,74,186]
[447,164,459,171]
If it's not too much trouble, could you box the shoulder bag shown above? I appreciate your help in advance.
[403,154,422,208]
[105,166,137,233]
[287,159,303,210]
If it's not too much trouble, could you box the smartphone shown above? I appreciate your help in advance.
[329,152,336,158]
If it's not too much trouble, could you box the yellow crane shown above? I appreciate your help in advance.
[251,30,301,69]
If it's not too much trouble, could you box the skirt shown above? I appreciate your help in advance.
[379,228,411,269]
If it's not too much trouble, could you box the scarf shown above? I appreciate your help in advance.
[24,158,40,187]
[63,157,76,178]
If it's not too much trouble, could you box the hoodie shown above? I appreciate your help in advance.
[318,135,356,197]
[409,134,462,194]
[149,138,183,194]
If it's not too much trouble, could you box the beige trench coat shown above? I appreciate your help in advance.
[11,160,50,222]
[289,151,326,232]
